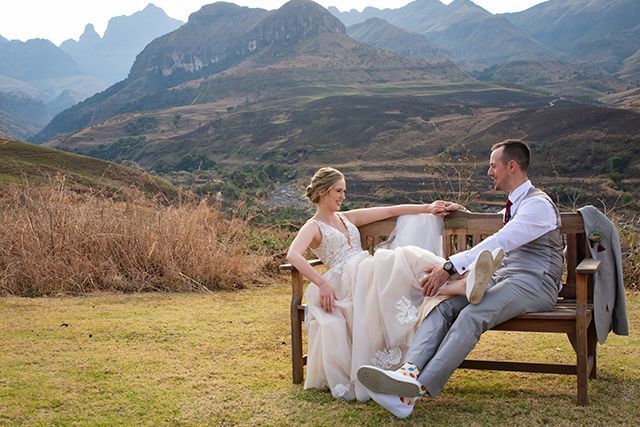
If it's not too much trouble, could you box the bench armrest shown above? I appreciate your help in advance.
[576,258,601,275]
[279,259,323,271]
[575,258,600,310]
[281,259,324,307]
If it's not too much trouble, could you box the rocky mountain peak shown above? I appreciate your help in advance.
[102,2,182,43]
[448,0,488,13]
[405,0,447,12]
[143,3,163,14]
[188,2,257,26]
[128,0,345,82]
[259,0,346,41]
[79,24,101,43]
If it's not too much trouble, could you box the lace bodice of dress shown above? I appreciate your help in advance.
[308,213,365,270]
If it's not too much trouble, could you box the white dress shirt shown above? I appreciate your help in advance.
[449,180,559,274]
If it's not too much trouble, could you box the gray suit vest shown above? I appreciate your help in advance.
[494,187,564,287]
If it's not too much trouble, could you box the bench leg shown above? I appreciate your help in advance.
[291,307,304,384]
[567,331,577,353]
[588,324,597,380]
[576,319,589,405]
[290,271,305,384]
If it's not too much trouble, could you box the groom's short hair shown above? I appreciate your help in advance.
[491,139,530,171]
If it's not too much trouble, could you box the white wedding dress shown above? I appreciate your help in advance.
[303,213,447,401]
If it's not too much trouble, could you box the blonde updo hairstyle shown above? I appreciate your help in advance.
[305,167,344,204]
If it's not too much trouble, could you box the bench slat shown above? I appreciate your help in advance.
[459,360,577,375]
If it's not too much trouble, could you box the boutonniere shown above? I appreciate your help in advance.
[588,232,606,252]
[588,232,603,243]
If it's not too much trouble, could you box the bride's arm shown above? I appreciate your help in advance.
[286,222,337,313]
[343,201,449,228]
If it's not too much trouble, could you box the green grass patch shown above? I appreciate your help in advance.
[0,139,177,199]
[1,287,638,424]
[269,81,525,107]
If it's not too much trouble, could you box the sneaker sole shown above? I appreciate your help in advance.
[357,366,421,397]
[468,250,493,304]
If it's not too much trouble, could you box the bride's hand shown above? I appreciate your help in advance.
[428,200,449,217]
[445,202,467,212]
[318,282,337,313]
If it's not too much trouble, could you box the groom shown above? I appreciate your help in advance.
[358,139,564,418]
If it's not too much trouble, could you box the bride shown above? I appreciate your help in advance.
[286,167,502,401]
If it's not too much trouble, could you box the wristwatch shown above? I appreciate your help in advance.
[443,260,457,275]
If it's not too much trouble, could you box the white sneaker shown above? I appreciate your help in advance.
[465,248,504,304]
[357,365,421,397]
[368,389,415,419]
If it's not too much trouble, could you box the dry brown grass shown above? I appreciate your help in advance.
[0,183,271,296]
[618,215,640,291]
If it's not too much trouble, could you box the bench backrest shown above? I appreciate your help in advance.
[358,211,590,300]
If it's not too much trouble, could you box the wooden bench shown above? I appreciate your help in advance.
[280,210,601,405]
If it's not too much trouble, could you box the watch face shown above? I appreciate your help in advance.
[444,261,453,273]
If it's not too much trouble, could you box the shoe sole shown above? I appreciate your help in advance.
[468,250,494,304]
[357,366,421,397]
[368,390,413,419]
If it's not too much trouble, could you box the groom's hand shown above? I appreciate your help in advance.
[421,265,449,296]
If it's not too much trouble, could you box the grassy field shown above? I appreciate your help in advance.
[1,285,638,425]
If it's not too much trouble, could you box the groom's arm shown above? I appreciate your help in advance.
[449,196,557,275]
[422,197,557,296]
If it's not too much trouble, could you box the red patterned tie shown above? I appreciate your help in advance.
[504,199,513,224]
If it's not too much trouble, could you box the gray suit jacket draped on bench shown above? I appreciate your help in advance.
[578,205,629,343]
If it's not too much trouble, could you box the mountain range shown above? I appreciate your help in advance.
[60,4,183,85]
[0,38,106,139]
[0,3,183,140]
[503,0,640,72]
[329,0,640,110]
[3,0,639,142]
[1,0,639,208]
[346,18,451,61]
[30,0,638,198]
[330,0,555,67]
[35,0,466,143]
[331,0,640,79]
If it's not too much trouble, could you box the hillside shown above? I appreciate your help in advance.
[0,92,49,139]
[503,0,640,68]
[0,38,108,139]
[0,139,177,199]
[0,38,81,81]
[35,0,467,143]
[473,59,630,104]
[43,80,640,203]
[347,18,450,61]
[618,45,640,82]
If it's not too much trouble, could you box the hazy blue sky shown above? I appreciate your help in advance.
[0,0,548,45]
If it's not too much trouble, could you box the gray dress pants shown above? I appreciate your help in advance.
[405,274,559,397]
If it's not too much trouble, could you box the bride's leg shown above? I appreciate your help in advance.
[436,278,466,296]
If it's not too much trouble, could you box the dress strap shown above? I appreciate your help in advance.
[307,218,322,227]
[307,218,326,235]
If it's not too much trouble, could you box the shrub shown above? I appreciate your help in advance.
[0,184,272,296]
[124,116,158,135]
[617,216,640,291]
